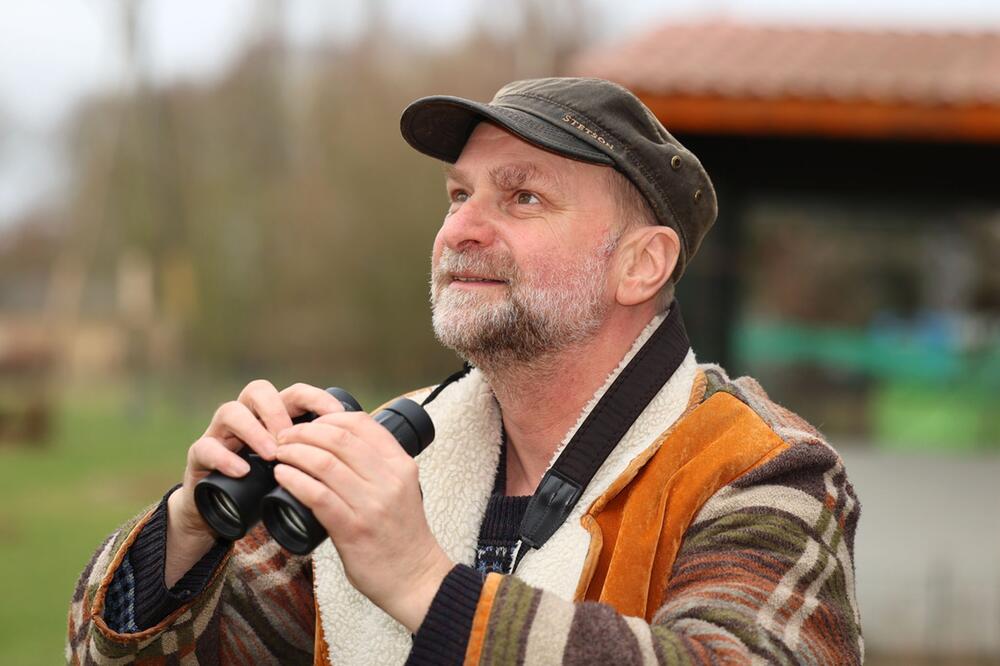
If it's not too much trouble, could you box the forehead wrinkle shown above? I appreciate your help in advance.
[488,162,564,193]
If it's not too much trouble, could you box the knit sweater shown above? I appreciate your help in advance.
[67,362,862,664]
[93,438,528,663]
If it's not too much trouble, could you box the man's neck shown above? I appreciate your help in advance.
[480,307,660,496]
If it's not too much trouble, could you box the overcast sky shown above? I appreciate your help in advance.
[2,0,999,223]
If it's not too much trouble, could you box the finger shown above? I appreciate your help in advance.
[273,443,374,509]
[312,411,406,460]
[188,435,252,478]
[279,383,347,420]
[239,379,294,435]
[273,463,355,532]
[276,424,382,484]
[205,400,277,459]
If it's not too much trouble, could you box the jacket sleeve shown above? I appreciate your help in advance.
[449,441,863,665]
[66,492,316,664]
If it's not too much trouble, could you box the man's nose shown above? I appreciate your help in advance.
[439,195,497,251]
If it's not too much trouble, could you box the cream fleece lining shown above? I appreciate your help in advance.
[313,312,697,665]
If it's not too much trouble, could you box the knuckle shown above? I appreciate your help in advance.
[318,453,339,477]
[317,489,339,511]
[397,458,419,482]
[278,383,301,400]
[351,516,373,539]
[241,378,275,399]
[368,501,386,522]
[289,382,314,396]
[189,437,218,468]
[384,475,405,499]
[250,378,276,392]
[331,427,350,447]
[217,400,243,420]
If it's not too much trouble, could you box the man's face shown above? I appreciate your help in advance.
[429,122,621,367]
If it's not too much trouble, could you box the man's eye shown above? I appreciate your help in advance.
[446,191,468,214]
[516,192,540,205]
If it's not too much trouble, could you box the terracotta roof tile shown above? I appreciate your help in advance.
[573,22,1000,106]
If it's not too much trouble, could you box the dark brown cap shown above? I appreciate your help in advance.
[400,77,717,281]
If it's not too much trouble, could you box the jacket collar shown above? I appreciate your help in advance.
[312,310,698,665]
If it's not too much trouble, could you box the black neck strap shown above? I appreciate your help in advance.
[421,362,473,408]
[516,301,691,554]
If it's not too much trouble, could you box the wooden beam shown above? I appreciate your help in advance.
[639,94,1000,143]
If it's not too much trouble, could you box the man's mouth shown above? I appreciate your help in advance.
[450,274,507,285]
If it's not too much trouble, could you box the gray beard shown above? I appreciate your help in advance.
[429,244,612,371]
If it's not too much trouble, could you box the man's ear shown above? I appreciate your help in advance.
[614,226,680,307]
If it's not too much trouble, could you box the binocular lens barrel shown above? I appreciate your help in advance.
[277,503,308,535]
[194,388,435,555]
[374,398,436,458]
[193,448,278,540]
[259,487,328,555]
[194,387,363,542]
[207,488,242,530]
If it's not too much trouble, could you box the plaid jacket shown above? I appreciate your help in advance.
[67,361,862,665]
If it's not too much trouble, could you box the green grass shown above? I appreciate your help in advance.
[0,379,393,664]
[0,384,215,665]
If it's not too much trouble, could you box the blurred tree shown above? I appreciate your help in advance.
[23,1,601,393]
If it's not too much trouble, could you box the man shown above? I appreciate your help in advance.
[68,78,862,665]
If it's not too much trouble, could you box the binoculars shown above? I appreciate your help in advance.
[194,387,435,555]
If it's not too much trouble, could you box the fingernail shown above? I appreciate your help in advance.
[231,460,251,476]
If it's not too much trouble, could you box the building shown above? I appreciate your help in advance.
[577,22,1000,660]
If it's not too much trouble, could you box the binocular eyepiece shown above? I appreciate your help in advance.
[193,388,434,555]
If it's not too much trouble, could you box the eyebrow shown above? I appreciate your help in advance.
[444,162,565,194]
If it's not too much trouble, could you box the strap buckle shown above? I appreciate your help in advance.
[519,471,582,550]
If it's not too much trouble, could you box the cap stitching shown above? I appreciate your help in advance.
[489,105,611,163]
[503,90,690,259]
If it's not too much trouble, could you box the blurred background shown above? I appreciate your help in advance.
[0,1,998,663]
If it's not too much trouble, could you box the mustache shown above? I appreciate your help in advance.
[433,247,518,284]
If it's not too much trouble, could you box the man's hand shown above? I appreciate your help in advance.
[165,380,345,588]
[273,411,454,633]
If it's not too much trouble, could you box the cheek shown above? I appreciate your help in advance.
[524,244,612,290]
[517,254,564,286]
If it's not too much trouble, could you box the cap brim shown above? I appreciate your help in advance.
[400,95,613,166]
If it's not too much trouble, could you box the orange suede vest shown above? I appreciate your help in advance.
[576,381,789,620]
